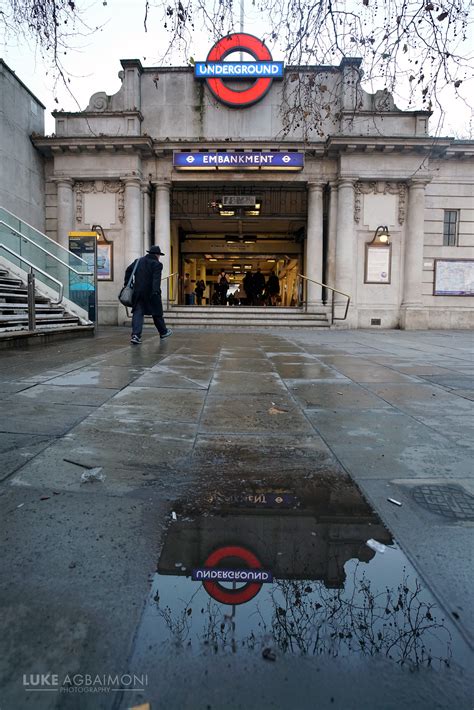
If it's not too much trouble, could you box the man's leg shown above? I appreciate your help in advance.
[152,313,168,337]
[131,302,144,340]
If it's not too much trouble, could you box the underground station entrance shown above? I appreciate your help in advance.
[170,185,309,306]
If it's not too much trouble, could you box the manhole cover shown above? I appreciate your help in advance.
[412,484,474,520]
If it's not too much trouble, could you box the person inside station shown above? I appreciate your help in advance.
[266,270,280,306]
[184,272,195,305]
[195,278,205,305]
[242,269,254,306]
[253,267,266,305]
[217,270,229,305]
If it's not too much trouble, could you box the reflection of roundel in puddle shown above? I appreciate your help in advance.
[202,545,263,605]
[206,33,274,108]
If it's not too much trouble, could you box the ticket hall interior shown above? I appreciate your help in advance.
[169,183,312,306]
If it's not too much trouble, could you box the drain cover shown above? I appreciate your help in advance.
[412,484,474,520]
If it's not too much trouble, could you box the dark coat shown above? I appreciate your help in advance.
[267,273,280,295]
[253,271,266,294]
[124,254,163,316]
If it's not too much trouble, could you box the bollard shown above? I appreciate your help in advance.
[27,270,36,331]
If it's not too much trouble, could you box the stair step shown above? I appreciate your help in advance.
[0,292,50,302]
[0,304,64,312]
[0,314,79,324]
[0,278,24,287]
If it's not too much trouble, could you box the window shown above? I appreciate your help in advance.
[443,210,459,246]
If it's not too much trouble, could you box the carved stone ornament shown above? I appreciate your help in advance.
[85,91,109,112]
[354,181,407,225]
[74,181,125,224]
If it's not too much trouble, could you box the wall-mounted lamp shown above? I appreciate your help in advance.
[91,224,109,243]
[371,225,390,245]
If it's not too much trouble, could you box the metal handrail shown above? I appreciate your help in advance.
[0,221,93,276]
[163,272,179,309]
[0,244,64,304]
[0,206,92,266]
[298,273,351,324]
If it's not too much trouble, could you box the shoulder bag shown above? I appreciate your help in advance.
[118,259,140,307]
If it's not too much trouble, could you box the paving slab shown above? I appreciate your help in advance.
[421,374,474,390]
[307,408,473,480]
[43,365,145,389]
[200,393,314,434]
[106,386,206,422]
[0,398,95,436]
[289,381,391,409]
[0,432,54,482]
[215,357,276,373]
[209,370,287,395]
[131,369,209,389]
[14,383,119,406]
[272,362,347,380]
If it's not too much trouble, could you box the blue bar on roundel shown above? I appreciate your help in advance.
[195,62,284,79]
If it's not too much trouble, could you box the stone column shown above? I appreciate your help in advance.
[334,178,356,308]
[123,177,142,264]
[400,179,429,329]
[142,183,151,252]
[305,182,324,308]
[153,181,171,278]
[56,179,74,249]
[327,181,338,289]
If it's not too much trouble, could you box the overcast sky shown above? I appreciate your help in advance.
[1,0,472,138]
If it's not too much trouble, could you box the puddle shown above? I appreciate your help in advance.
[121,475,473,710]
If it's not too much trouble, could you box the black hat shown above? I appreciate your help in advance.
[147,245,165,255]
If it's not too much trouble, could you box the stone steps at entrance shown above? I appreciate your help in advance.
[159,306,330,328]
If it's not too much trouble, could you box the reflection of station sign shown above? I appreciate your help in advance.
[195,33,284,108]
[173,151,304,171]
[193,545,272,605]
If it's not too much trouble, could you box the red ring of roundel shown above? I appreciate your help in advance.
[206,33,274,108]
[202,545,264,605]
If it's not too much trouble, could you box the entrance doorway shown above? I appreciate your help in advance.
[170,184,307,307]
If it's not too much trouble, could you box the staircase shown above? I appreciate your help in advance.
[160,305,330,328]
[0,206,95,346]
[0,267,88,334]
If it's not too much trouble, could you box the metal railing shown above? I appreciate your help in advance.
[163,272,179,309]
[0,244,64,303]
[298,273,351,324]
[0,221,93,278]
[0,245,66,332]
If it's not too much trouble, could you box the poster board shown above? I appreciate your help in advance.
[434,259,474,296]
[97,242,113,281]
[364,244,391,284]
[68,232,97,321]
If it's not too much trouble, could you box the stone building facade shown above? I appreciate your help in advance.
[28,50,474,328]
[0,60,45,231]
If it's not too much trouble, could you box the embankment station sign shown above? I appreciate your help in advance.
[173,151,304,170]
[195,33,283,107]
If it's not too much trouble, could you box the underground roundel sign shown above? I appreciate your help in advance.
[192,545,273,605]
[194,33,284,108]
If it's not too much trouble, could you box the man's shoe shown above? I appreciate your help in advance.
[130,335,141,344]
[160,328,173,340]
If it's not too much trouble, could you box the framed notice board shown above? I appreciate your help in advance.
[364,244,392,284]
[434,259,474,296]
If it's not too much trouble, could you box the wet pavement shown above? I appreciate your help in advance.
[0,327,473,709]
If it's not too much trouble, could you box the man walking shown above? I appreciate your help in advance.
[124,245,172,344]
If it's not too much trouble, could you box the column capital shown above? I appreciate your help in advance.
[307,181,325,192]
[407,177,431,189]
[151,180,171,190]
[337,177,357,188]
[53,177,74,187]
[140,182,151,194]
[121,175,142,187]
